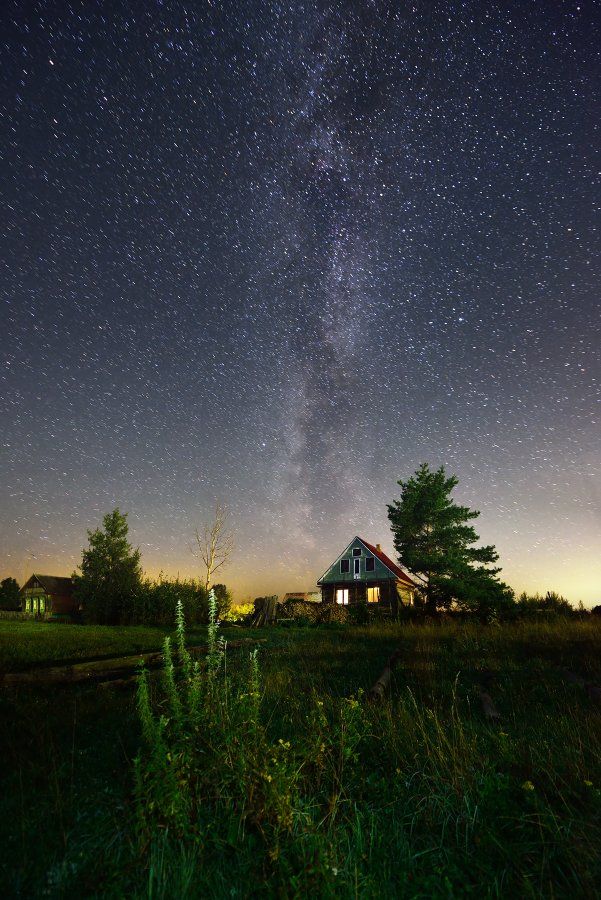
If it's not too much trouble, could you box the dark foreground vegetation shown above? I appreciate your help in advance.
[1,612,600,898]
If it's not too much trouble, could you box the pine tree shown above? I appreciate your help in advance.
[387,463,511,615]
[73,508,142,624]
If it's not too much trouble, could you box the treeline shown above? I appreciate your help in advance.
[81,578,232,627]
[72,509,232,626]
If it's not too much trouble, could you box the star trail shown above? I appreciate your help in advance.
[1,2,599,603]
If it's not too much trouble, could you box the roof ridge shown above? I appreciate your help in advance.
[357,537,417,586]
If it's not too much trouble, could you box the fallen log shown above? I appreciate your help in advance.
[1,638,266,686]
[476,687,501,722]
[98,678,134,690]
[368,649,403,701]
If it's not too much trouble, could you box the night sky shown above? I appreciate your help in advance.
[1,1,599,604]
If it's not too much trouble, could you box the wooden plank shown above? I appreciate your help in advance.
[476,687,501,722]
[367,648,403,701]
[1,638,266,686]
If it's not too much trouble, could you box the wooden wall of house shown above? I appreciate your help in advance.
[321,580,399,609]
[51,593,77,615]
[397,584,415,606]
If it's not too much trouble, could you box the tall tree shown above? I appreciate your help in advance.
[73,509,142,624]
[192,503,234,591]
[387,463,510,614]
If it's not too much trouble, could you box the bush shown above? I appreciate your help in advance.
[125,578,234,627]
[222,602,254,623]
[0,577,20,611]
[348,600,370,625]
[516,591,574,619]
[211,583,232,620]
[127,578,207,626]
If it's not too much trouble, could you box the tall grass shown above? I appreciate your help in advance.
[2,616,599,896]
[131,607,601,898]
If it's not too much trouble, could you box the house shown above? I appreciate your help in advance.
[317,537,418,611]
[282,591,321,603]
[20,575,76,618]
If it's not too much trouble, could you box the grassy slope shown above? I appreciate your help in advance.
[0,620,600,897]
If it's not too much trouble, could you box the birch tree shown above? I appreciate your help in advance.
[192,503,235,591]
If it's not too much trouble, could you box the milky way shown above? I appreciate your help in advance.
[1,2,599,602]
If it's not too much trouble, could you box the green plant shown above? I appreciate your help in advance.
[133,605,374,892]
[4,618,601,897]
[388,463,512,616]
[348,600,370,625]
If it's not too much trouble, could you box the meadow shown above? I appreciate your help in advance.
[0,616,600,898]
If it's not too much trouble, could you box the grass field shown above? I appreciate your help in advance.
[0,620,216,672]
[1,618,600,897]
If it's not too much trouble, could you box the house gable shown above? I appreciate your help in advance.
[21,574,74,596]
[318,536,403,585]
[20,574,76,618]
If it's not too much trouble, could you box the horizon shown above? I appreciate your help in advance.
[3,497,599,608]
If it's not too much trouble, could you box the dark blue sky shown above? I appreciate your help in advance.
[1,1,599,602]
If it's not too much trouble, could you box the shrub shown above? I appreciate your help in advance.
[516,591,574,618]
[222,602,254,623]
[211,583,232,619]
[347,600,370,625]
[125,578,234,627]
[0,577,20,611]
[127,577,208,626]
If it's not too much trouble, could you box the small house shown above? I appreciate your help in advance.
[20,575,76,618]
[317,537,417,611]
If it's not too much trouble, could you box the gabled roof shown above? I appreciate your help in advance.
[358,538,418,587]
[21,574,74,595]
[317,536,418,587]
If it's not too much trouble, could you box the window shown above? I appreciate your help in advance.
[352,547,362,557]
[336,588,349,605]
[367,586,380,603]
[365,556,375,572]
[340,559,350,574]
[353,557,360,576]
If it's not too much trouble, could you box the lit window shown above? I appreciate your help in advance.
[367,586,380,603]
[365,557,375,572]
[340,559,350,574]
[336,589,349,605]
[352,548,362,557]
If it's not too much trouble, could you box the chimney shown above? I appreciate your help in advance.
[376,543,382,552]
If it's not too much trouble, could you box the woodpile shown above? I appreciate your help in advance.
[249,595,279,627]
